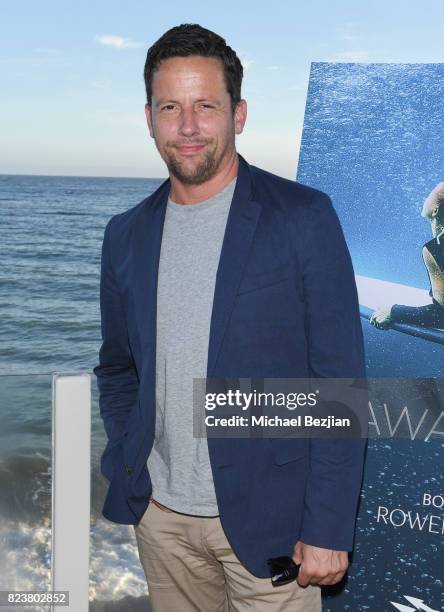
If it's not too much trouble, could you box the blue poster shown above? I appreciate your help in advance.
[297,63,444,611]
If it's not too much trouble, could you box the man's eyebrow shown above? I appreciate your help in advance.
[194,98,222,105]
[154,97,222,108]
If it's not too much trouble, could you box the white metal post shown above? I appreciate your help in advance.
[51,373,90,611]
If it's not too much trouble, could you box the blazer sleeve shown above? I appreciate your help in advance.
[296,191,367,551]
[93,217,139,480]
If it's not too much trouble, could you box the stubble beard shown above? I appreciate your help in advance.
[162,138,231,186]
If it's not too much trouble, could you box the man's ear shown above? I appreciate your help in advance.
[234,99,247,135]
[145,104,154,138]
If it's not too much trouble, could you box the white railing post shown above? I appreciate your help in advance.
[51,373,91,611]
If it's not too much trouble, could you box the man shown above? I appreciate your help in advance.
[94,23,367,612]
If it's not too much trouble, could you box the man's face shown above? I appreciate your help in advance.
[145,55,246,185]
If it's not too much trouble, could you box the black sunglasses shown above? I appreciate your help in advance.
[267,556,300,587]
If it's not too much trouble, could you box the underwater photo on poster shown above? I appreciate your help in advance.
[298,62,444,378]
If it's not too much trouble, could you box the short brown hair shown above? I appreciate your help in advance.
[143,23,243,114]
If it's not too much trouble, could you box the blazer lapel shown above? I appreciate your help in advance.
[132,180,169,384]
[207,154,262,376]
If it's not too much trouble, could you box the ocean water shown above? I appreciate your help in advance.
[0,173,164,374]
[0,174,163,610]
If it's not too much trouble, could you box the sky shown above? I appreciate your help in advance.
[2,0,444,178]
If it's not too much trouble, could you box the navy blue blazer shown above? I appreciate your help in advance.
[93,153,367,578]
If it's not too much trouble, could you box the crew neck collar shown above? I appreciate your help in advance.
[167,176,237,212]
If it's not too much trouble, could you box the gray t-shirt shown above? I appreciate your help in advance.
[147,176,237,516]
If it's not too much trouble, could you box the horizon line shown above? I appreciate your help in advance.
[0,172,167,181]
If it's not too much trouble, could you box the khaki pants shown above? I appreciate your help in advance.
[134,500,322,612]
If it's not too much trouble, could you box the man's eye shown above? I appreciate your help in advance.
[162,105,176,111]
[200,104,213,109]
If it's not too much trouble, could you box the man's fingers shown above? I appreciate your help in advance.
[298,565,348,587]
[332,570,347,584]
[297,566,324,587]
[296,567,313,587]
[292,542,303,565]
[295,545,349,587]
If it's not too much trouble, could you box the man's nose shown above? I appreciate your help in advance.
[178,108,199,136]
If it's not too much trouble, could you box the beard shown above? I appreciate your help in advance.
[161,140,227,185]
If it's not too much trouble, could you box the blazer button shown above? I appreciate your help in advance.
[124,464,133,475]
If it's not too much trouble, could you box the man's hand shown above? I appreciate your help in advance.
[292,541,349,586]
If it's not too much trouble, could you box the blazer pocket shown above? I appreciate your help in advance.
[271,438,309,465]
[237,265,291,296]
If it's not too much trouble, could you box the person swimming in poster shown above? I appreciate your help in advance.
[370,182,444,330]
